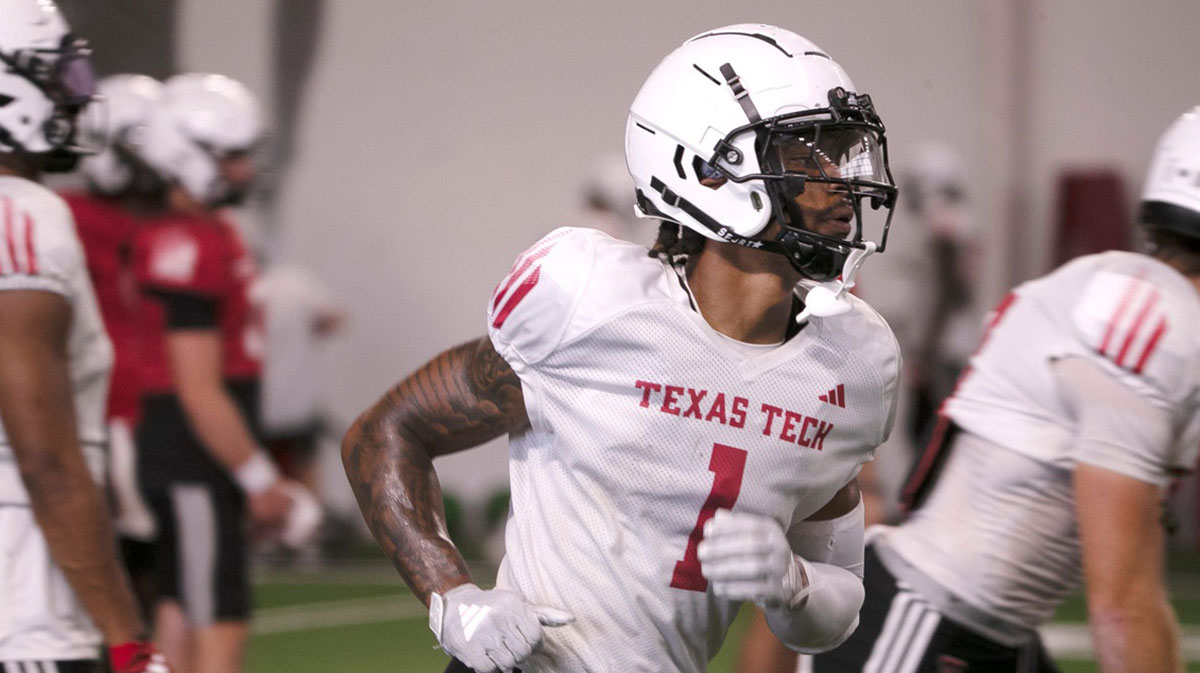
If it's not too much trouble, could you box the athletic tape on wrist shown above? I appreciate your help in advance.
[233,451,279,495]
[428,591,446,639]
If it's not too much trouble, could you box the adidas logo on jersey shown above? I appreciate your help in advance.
[818,384,846,408]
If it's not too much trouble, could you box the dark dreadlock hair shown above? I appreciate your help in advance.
[1146,228,1200,276]
[648,222,707,263]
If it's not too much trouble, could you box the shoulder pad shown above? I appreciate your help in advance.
[1071,264,1200,402]
[0,186,82,296]
[487,228,597,365]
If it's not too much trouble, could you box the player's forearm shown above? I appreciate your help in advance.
[763,559,864,653]
[176,384,262,472]
[342,407,472,605]
[21,451,145,644]
[341,339,528,604]
[1089,595,1182,673]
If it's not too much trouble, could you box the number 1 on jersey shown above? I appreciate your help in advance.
[670,443,748,592]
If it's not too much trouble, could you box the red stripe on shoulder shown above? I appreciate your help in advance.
[492,266,542,329]
[1132,316,1168,375]
[492,242,556,312]
[1113,290,1159,367]
[22,211,36,275]
[1099,275,1143,355]
[1,196,16,275]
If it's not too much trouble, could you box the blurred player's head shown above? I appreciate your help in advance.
[1141,107,1200,272]
[625,24,897,280]
[139,73,264,211]
[0,0,96,175]
[79,73,165,198]
[902,142,967,217]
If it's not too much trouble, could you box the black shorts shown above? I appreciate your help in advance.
[810,544,1059,673]
[136,380,259,625]
[147,478,250,624]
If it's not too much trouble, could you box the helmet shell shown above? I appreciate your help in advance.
[139,73,264,205]
[626,24,856,240]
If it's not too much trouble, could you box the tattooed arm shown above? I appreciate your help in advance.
[342,336,528,605]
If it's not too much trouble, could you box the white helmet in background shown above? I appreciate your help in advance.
[0,0,97,170]
[625,24,897,280]
[79,74,163,193]
[140,72,264,207]
[1141,107,1200,238]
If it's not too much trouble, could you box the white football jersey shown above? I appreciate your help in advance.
[886,250,1200,631]
[947,250,1200,475]
[0,176,112,659]
[487,228,900,672]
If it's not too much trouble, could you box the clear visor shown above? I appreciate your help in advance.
[771,127,889,194]
[767,126,895,248]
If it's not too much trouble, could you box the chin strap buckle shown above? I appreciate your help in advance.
[795,241,877,324]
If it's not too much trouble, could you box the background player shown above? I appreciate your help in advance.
[129,73,318,673]
[343,24,901,673]
[812,108,1200,673]
[0,3,167,672]
[64,72,166,618]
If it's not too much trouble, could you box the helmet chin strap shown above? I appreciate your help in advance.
[795,241,876,324]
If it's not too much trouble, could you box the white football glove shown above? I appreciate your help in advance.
[429,583,574,672]
[697,509,811,608]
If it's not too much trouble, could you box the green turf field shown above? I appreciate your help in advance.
[244,555,1200,673]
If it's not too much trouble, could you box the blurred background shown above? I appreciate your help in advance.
[49,1,1200,671]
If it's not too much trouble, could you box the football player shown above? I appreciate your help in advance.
[0,3,168,672]
[343,24,901,673]
[62,73,167,619]
[126,73,318,673]
[812,109,1200,672]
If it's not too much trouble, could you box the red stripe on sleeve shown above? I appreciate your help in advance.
[1,197,17,275]
[492,244,555,313]
[492,266,542,329]
[1099,276,1142,355]
[22,212,36,275]
[1132,316,1168,374]
[1114,291,1159,367]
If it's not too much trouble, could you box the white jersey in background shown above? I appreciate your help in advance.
[487,227,901,673]
[885,250,1200,633]
[0,176,113,661]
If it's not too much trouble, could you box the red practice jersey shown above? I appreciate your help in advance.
[132,212,262,395]
[61,192,144,422]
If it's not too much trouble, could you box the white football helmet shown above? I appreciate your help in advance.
[626,24,897,280]
[79,74,163,194]
[1141,107,1200,238]
[139,73,264,207]
[0,0,97,170]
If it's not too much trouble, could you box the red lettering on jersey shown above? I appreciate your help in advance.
[730,397,749,428]
[661,385,684,415]
[797,415,818,447]
[683,388,707,419]
[760,403,783,436]
[635,380,661,408]
[780,410,803,443]
[812,421,834,451]
[705,393,727,424]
